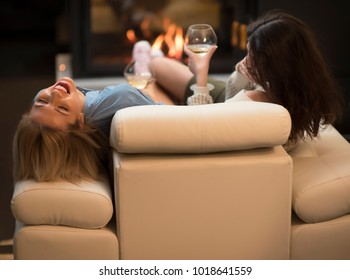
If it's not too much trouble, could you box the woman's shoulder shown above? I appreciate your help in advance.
[245,90,271,102]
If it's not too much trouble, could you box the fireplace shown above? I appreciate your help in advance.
[69,0,257,78]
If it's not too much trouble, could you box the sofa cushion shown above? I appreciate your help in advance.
[11,174,113,229]
[290,126,350,223]
[110,102,291,153]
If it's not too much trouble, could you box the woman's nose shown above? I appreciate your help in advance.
[51,89,64,99]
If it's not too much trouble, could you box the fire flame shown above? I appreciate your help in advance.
[126,18,184,60]
[126,18,247,60]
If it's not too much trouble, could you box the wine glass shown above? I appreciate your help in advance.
[124,60,154,90]
[185,24,217,55]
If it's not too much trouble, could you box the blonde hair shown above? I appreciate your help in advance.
[13,113,109,183]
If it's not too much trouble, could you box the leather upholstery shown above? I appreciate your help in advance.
[290,126,350,223]
[12,174,113,229]
[110,102,291,153]
[14,222,118,260]
[11,101,350,260]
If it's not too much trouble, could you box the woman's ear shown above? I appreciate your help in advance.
[79,113,85,128]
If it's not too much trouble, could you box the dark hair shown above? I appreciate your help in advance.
[13,113,110,183]
[247,10,343,142]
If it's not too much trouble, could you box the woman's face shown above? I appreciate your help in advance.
[30,77,85,131]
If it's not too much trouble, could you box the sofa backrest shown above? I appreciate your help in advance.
[110,102,291,154]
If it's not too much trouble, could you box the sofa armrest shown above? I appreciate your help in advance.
[110,102,291,154]
[112,146,293,259]
[11,174,113,229]
[290,126,350,223]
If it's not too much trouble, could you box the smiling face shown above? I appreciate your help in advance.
[30,77,86,131]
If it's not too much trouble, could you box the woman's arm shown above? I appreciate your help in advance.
[184,45,217,87]
[183,45,217,105]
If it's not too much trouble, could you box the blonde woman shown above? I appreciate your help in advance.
[13,80,157,183]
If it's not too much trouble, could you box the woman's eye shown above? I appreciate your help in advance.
[37,99,47,104]
[58,106,68,112]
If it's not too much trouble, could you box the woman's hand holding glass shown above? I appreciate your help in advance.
[184,44,217,87]
[184,24,218,87]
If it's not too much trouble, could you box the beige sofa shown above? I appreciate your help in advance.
[11,101,350,259]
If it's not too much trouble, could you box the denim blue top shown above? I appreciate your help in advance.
[80,83,156,137]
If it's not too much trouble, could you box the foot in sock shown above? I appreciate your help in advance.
[133,41,152,64]
[132,40,164,74]
[132,41,152,74]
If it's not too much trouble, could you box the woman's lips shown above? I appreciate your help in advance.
[55,81,70,94]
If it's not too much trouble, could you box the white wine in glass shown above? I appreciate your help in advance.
[185,24,217,55]
[124,60,154,90]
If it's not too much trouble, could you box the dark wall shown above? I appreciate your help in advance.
[0,0,65,240]
[257,0,350,136]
